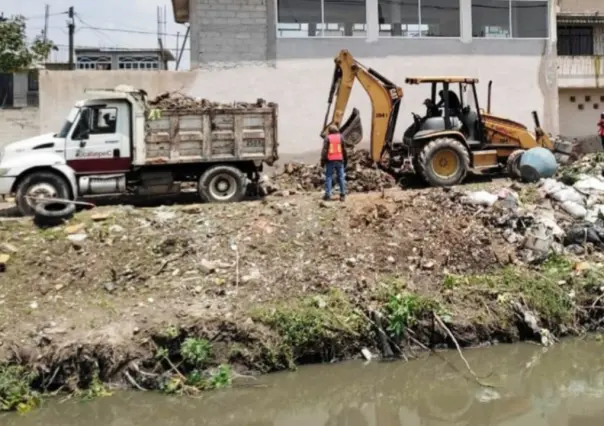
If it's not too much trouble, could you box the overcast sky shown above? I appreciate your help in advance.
[3,0,191,69]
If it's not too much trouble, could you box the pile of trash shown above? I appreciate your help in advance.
[147,91,273,111]
[459,170,604,261]
[265,149,397,194]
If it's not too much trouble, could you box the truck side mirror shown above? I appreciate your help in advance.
[80,130,89,140]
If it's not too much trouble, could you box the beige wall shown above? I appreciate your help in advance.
[0,108,40,149]
[559,88,604,138]
[37,40,557,156]
[39,70,198,135]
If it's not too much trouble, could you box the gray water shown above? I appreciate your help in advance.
[4,340,604,425]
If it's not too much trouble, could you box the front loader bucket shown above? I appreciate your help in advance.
[339,107,363,149]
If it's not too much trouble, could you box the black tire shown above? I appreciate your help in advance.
[33,201,76,228]
[198,165,247,203]
[417,138,470,187]
[506,149,524,179]
[15,171,71,216]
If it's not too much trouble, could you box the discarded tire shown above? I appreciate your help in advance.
[33,201,76,227]
[506,149,524,179]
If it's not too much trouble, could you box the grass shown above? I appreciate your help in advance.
[441,254,602,330]
[252,289,369,369]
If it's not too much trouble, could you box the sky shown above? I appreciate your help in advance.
[2,0,191,70]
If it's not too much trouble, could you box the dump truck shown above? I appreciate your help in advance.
[0,85,278,215]
[323,50,559,187]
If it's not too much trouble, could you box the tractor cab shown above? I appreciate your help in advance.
[403,77,486,149]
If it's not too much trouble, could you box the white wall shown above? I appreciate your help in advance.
[559,88,604,138]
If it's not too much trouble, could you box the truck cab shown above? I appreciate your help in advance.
[0,85,278,215]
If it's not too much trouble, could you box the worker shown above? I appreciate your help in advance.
[437,89,461,115]
[599,112,604,148]
[423,98,440,117]
[321,124,347,201]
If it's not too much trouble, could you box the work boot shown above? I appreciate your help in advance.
[323,194,331,201]
[339,194,346,202]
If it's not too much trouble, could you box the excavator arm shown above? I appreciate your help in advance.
[321,50,404,162]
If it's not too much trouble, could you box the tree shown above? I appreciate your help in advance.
[0,14,56,73]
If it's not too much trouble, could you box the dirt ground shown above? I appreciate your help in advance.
[1,164,604,406]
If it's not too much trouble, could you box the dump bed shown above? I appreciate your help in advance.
[140,99,278,167]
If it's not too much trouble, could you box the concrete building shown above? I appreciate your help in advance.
[75,48,175,70]
[171,0,557,155]
[556,0,604,139]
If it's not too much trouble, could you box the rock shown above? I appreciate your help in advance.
[104,282,116,293]
[0,254,9,272]
[387,256,395,263]
[421,260,436,270]
[241,268,261,284]
[181,205,202,214]
[29,301,38,310]
[1,243,18,253]
[109,224,125,233]
[199,259,216,274]
[361,348,373,361]
[65,223,86,234]
[346,257,357,267]
[91,213,110,222]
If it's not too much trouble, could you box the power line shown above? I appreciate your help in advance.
[75,13,123,47]
[79,25,182,37]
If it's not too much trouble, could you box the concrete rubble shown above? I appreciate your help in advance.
[147,91,274,111]
[262,149,397,194]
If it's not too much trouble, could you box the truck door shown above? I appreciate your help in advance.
[65,101,131,174]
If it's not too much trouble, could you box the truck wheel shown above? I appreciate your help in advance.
[33,201,76,228]
[198,165,247,203]
[417,138,470,187]
[15,171,71,216]
[506,149,524,179]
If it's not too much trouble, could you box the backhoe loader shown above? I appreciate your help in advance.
[322,49,555,187]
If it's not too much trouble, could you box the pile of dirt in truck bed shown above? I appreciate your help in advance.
[269,149,397,193]
[148,91,274,111]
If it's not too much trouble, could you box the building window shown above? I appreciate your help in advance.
[277,0,366,37]
[378,0,460,37]
[117,55,161,70]
[472,0,548,38]
[557,26,594,56]
[75,55,112,70]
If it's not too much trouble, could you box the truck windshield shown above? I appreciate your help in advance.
[56,107,80,138]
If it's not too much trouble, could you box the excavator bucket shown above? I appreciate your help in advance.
[339,107,363,149]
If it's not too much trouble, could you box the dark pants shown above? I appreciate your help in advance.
[324,161,346,197]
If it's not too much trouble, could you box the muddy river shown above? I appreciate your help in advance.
[4,340,604,425]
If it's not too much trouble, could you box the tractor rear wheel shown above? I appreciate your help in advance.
[417,138,470,187]
[506,149,524,179]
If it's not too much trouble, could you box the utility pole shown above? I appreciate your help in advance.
[68,6,75,69]
[43,4,49,42]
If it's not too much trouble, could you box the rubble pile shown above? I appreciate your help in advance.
[458,160,604,261]
[266,149,397,194]
[148,91,273,111]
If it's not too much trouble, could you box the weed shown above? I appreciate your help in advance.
[181,338,212,367]
[77,371,112,401]
[163,325,179,339]
[383,292,441,338]
[444,255,602,329]
[0,365,39,413]
[253,290,367,366]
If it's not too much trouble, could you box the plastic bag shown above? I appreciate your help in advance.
[460,191,498,207]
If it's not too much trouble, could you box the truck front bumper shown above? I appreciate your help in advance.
[0,176,16,196]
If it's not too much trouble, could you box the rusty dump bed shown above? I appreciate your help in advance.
[142,101,279,166]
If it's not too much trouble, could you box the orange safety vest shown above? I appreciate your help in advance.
[327,134,344,161]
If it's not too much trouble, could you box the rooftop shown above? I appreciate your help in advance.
[75,47,175,61]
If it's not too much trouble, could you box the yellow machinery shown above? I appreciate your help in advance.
[322,50,555,187]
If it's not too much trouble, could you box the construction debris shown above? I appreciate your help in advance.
[147,91,274,111]
[267,149,397,194]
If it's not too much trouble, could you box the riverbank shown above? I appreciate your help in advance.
[2,182,604,412]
